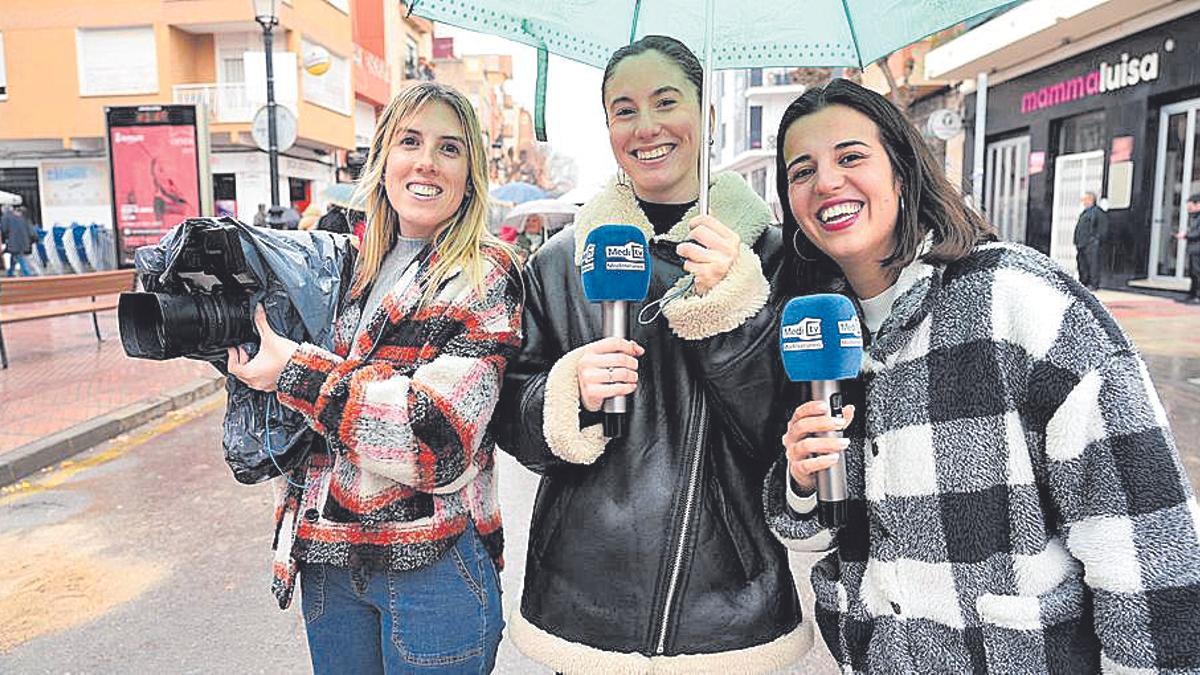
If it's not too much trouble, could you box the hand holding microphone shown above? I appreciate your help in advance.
[580,224,653,437]
[779,294,864,528]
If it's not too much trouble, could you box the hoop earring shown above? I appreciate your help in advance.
[617,169,630,188]
[792,228,817,262]
[899,194,906,222]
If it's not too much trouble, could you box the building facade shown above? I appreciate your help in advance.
[0,0,357,233]
[929,0,1200,292]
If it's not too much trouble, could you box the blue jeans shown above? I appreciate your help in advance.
[300,525,504,674]
[6,254,32,277]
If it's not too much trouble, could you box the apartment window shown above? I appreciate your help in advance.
[749,68,763,87]
[750,168,767,199]
[77,26,158,96]
[405,37,419,79]
[749,105,763,150]
[302,38,350,115]
[0,33,7,99]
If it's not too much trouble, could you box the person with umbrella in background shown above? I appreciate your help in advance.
[766,78,1200,673]
[493,35,811,673]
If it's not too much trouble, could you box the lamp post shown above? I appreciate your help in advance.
[253,0,283,228]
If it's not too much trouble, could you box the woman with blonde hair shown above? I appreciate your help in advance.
[227,82,522,673]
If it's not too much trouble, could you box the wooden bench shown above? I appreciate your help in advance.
[0,269,137,369]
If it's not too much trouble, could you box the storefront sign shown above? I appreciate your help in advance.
[1021,50,1160,114]
[1028,151,1046,175]
[1110,136,1134,163]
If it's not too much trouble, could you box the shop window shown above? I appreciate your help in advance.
[0,33,7,99]
[1055,110,1106,155]
[76,26,158,96]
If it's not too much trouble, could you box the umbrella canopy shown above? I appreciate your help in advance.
[490,181,549,204]
[500,198,580,230]
[410,0,1018,213]
[0,189,22,206]
[410,0,1014,72]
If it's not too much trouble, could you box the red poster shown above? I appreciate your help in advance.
[109,120,200,265]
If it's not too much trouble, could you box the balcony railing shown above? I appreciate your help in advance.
[173,83,254,123]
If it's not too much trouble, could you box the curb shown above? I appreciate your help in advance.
[0,375,227,489]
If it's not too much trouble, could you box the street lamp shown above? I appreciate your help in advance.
[252,0,283,228]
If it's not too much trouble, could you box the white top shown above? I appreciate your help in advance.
[859,282,900,336]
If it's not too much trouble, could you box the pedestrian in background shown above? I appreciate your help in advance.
[493,35,811,673]
[226,82,521,674]
[252,203,268,228]
[1073,191,1106,290]
[767,78,1200,673]
[1175,192,1200,303]
[1,204,36,277]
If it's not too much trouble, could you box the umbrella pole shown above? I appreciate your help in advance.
[699,0,715,216]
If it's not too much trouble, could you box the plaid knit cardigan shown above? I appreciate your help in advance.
[765,242,1200,673]
[270,243,522,608]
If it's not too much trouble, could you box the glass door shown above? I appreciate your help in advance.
[1150,99,1200,284]
[1050,151,1105,279]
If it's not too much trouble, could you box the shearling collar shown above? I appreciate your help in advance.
[572,171,773,265]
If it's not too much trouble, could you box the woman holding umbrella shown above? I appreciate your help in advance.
[493,35,811,673]
[766,79,1200,672]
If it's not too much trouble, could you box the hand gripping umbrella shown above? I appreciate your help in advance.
[408,0,1018,214]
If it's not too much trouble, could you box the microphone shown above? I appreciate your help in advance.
[779,294,863,528]
[580,224,652,438]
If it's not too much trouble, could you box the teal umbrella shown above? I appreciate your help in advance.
[408,0,1018,213]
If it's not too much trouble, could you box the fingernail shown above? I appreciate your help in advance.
[837,438,851,449]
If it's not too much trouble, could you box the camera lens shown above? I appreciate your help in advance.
[119,292,256,360]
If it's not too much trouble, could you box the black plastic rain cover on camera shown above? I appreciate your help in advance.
[134,217,356,484]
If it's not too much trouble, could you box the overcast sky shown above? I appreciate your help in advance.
[436,25,617,191]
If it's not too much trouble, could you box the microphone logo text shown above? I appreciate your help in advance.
[781,317,823,351]
[581,243,595,274]
[605,242,646,272]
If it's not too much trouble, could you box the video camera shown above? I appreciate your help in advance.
[119,218,260,361]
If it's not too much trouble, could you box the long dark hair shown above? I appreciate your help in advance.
[601,35,703,120]
[775,79,994,295]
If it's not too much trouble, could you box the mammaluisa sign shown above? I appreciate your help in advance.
[1021,48,1163,114]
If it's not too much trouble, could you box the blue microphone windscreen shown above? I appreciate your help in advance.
[581,224,652,302]
[779,294,864,382]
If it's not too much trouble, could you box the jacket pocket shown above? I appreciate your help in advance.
[709,471,763,580]
[530,479,574,562]
[975,575,1100,674]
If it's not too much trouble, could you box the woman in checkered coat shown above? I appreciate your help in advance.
[227,83,521,673]
[766,79,1200,673]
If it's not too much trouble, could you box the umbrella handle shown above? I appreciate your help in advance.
[699,0,715,216]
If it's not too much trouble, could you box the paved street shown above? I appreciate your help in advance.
[0,291,1196,673]
[0,395,838,673]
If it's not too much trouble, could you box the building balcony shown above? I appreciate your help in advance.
[173,83,255,123]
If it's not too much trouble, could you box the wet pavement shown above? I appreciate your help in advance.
[0,288,1195,672]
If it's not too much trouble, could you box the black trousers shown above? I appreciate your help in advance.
[1076,242,1101,289]
[1188,251,1200,298]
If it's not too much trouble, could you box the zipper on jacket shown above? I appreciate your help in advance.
[654,392,709,654]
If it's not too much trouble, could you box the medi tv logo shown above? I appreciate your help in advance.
[781,317,823,351]
[605,242,646,272]
[581,243,595,274]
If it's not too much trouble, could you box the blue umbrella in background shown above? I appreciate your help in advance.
[318,183,367,210]
[409,0,1020,215]
[490,181,549,205]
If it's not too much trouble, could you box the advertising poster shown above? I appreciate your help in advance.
[106,106,204,266]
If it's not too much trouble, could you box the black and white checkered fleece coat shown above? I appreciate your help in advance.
[765,242,1200,673]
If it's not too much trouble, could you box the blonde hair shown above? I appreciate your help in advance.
[350,82,511,303]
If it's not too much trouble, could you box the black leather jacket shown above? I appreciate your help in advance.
[493,176,807,671]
